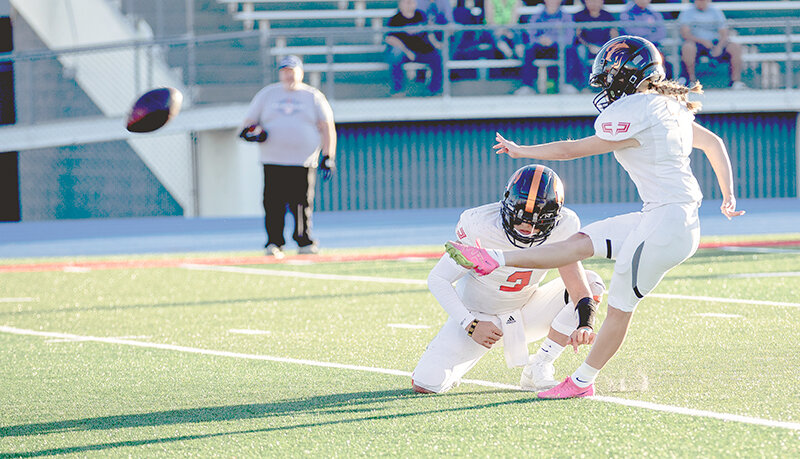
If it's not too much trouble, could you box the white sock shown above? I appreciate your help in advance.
[571,362,600,388]
[534,338,564,364]
[485,249,505,266]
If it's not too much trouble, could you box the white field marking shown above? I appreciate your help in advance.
[45,334,151,344]
[229,329,272,335]
[180,263,428,286]
[649,293,800,308]
[387,323,431,329]
[725,272,800,278]
[1,325,798,431]
[0,297,37,303]
[397,257,429,263]
[181,264,800,309]
[693,313,743,319]
[719,246,800,254]
[590,396,800,431]
[62,266,92,273]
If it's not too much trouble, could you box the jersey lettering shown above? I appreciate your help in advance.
[601,121,631,135]
[499,271,533,292]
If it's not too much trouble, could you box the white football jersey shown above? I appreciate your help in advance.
[453,202,580,315]
[595,93,703,208]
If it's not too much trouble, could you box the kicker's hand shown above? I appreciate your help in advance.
[566,327,596,353]
[469,321,503,349]
[493,132,522,158]
[720,195,745,220]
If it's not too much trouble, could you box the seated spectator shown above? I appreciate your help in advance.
[417,0,454,24]
[451,0,495,60]
[385,0,444,96]
[619,0,673,79]
[484,0,526,59]
[515,0,575,94]
[566,0,618,91]
[418,0,453,45]
[678,0,745,89]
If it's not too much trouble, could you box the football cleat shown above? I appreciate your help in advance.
[537,377,594,399]
[444,241,499,276]
[520,358,558,391]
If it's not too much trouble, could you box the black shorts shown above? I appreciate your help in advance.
[695,40,731,62]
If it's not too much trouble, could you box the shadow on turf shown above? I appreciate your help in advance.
[0,287,428,318]
[0,388,537,457]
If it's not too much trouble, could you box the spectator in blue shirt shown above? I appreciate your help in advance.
[417,0,454,24]
[619,0,673,78]
[566,0,618,91]
[678,0,745,89]
[515,0,575,94]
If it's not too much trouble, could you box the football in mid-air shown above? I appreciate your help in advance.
[126,87,183,133]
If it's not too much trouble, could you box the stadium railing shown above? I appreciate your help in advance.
[222,1,800,93]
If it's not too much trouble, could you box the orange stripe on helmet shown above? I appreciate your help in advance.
[524,166,544,214]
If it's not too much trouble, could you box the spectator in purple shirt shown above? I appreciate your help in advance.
[566,0,618,91]
[619,0,673,78]
[515,0,575,94]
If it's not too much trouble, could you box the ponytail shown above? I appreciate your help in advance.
[647,79,704,113]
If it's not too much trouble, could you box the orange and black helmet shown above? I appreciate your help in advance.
[500,164,564,247]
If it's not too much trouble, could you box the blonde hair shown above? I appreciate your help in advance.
[646,79,704,113]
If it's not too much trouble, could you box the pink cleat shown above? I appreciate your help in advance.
[537,377,594,399]
[444,241,499,276]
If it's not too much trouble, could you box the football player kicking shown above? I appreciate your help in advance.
[412,164,606,394]
[445,36,744,399]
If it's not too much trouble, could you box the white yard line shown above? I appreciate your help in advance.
[180,264,428,286]
[0,297,37,302]
[1,325,797,431]
[725,272,800,278]
[719,247,800,254]
[229,329,271,335]
[387,323,431,329]
[649,293,800,308]
[693,313,743,318]
[181,264,800,308]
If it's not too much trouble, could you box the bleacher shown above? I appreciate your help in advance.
[213,0,800,97]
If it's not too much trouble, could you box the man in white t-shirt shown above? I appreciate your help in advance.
[412,165,606,394]
[678,0,745,89]
[240,55,337,258]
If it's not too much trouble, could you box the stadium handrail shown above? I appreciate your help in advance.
[520,1,800,15]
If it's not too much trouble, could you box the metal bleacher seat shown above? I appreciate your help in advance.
[218,0,800,96]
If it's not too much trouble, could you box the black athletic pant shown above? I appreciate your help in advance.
[262,164,316,248]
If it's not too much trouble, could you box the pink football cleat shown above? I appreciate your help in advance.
[444,241,500,275]
[537,377,594,399]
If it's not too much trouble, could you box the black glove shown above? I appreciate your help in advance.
[238,124,267,143]
[319,154,335,181]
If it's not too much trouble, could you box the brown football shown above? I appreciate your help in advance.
[126,87,183,133]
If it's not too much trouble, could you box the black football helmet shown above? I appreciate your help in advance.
[589,35,666,111]
[500,165,564,247]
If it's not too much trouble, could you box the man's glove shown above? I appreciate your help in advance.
[319,154,335,181]
[238,124,267,143]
